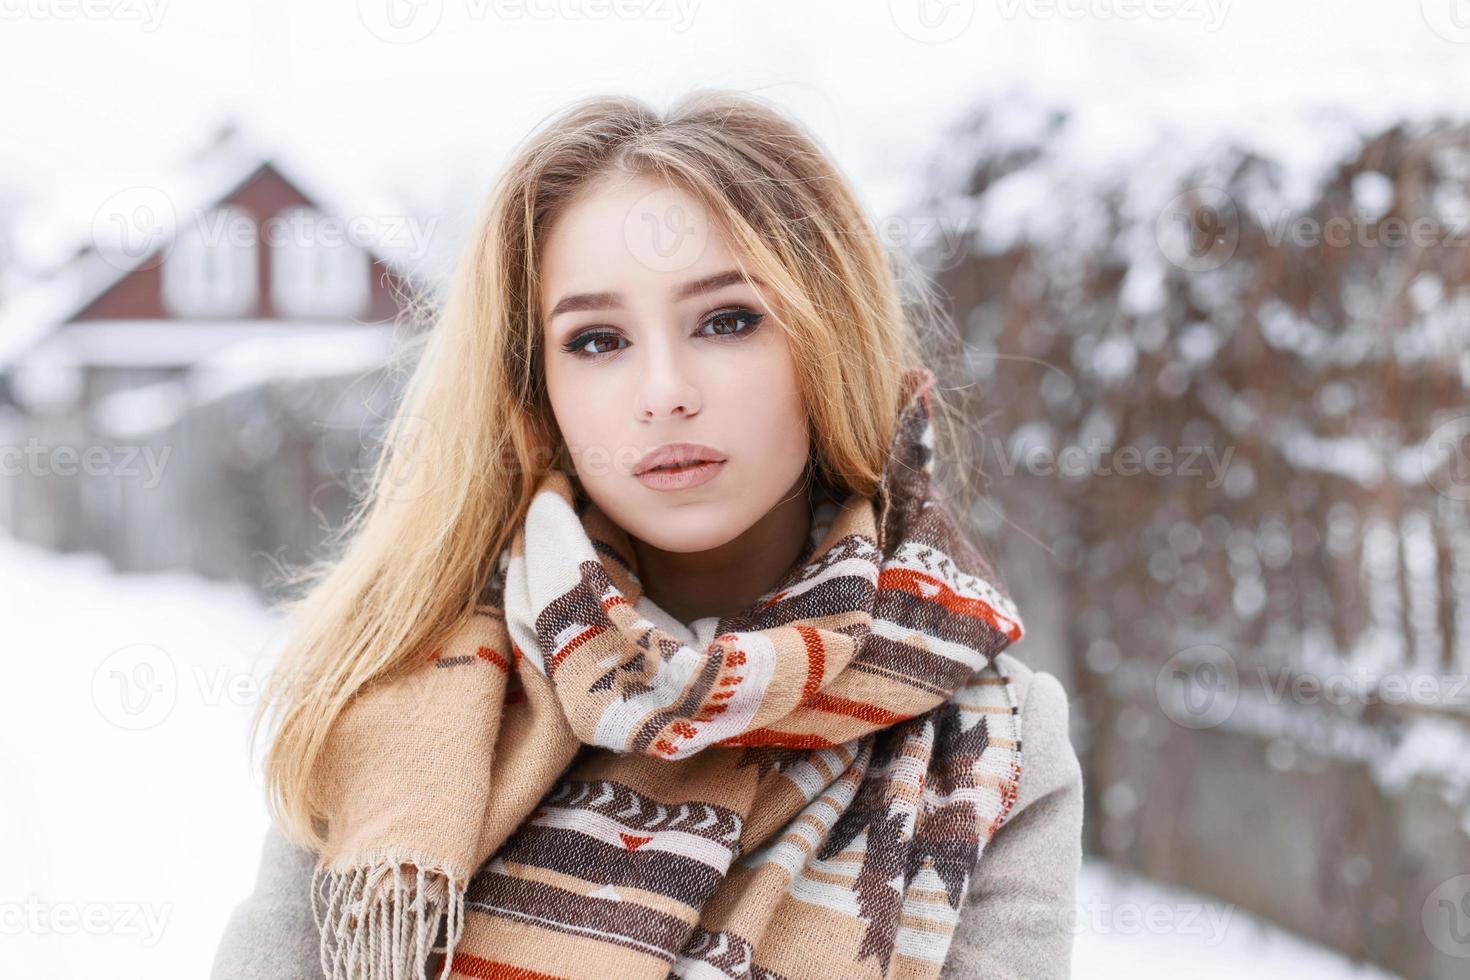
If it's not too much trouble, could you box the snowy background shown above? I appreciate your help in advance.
[3,1,1469,977]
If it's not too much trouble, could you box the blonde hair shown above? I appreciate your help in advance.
[254,89,972,852]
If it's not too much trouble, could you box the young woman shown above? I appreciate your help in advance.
[211,90,1082,980]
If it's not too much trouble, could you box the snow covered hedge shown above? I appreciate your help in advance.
[920,91,1470,980]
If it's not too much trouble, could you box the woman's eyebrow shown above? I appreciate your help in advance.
[672,269,759,301]
[546,270,761,320]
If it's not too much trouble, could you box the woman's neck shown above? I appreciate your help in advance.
[630,472,816,624]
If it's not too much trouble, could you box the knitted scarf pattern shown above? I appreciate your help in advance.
[308,365,1027,980]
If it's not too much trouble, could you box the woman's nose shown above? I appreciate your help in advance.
[635,348,702,421]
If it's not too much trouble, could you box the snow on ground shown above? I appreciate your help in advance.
[1071,861,1402,979]
[0,531,1406,978]
[0,532,281,979]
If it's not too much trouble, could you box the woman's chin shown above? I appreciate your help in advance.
[617,507,745,555]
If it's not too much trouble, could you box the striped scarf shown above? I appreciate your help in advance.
[308,365,1026,980]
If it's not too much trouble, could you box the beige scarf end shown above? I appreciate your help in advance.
[311,856,468,980]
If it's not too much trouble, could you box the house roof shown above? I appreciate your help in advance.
[0,118,430,370]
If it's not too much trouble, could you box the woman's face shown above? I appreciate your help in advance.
[538,172,810,554]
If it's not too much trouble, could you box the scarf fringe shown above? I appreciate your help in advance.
[310,855,467,980]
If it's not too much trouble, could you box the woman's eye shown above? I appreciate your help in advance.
[564,332,626,357]
[700,308,764,338]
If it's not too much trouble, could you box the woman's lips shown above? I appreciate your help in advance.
[635,459,726,491]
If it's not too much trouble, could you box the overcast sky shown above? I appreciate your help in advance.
[3,0,1470,266]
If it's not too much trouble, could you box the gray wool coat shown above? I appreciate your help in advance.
[210,652,1083,979]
